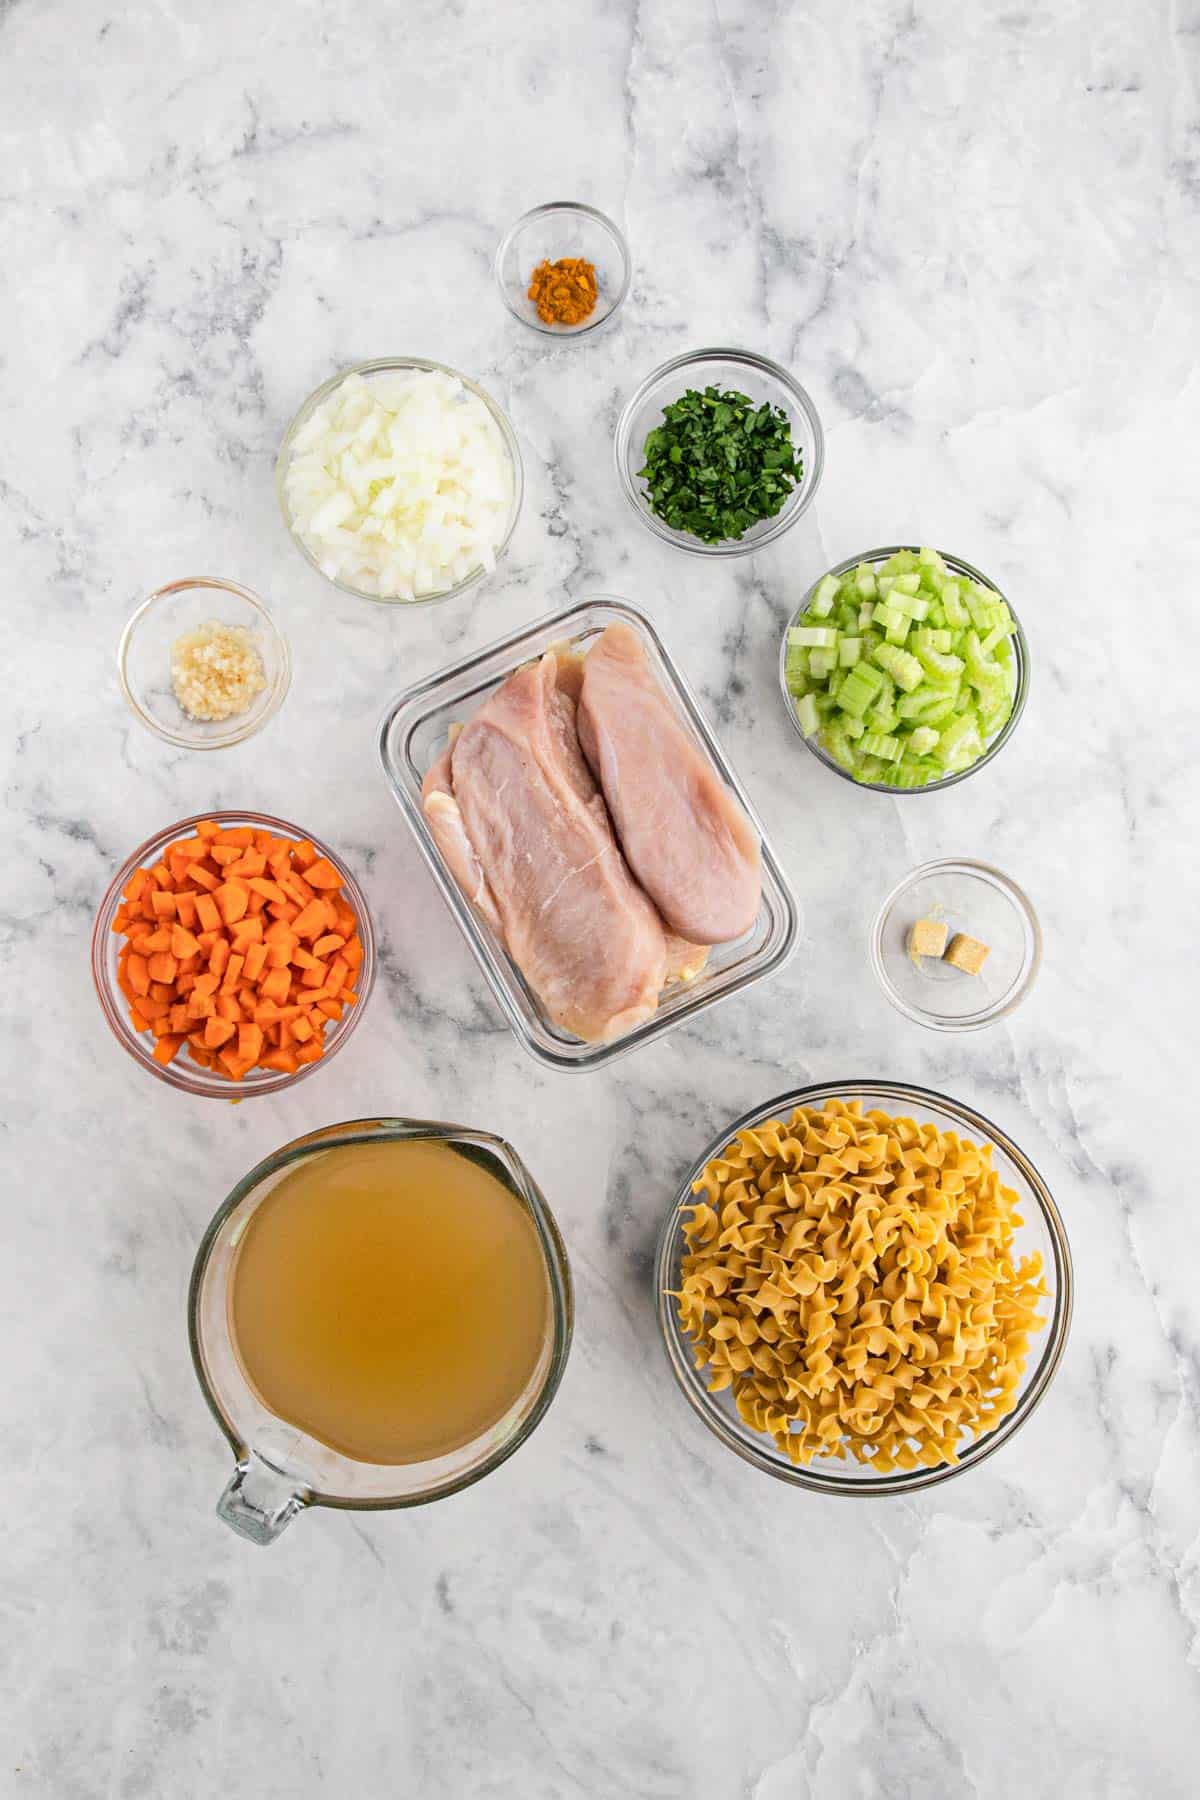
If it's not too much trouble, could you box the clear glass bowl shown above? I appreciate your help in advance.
[494,201,630,339]
[117,578,291,750]
[656,1079,1072,1496]
[870,859,1042,1031]
[377,596,801,1071]
[779,546,1030,794]
[614,348,824,556]
[275,356,524,607]
[190,1118,573,1539]
[90,810,375,1100]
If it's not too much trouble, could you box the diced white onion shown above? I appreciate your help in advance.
[283,369,514,599]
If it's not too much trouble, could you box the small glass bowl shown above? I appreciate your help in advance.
[614,347,824,556]
[494,202,630,339]
[870,859,1042,1031]
[118,578,290,751]
[656,1079,1072,1497]
[780,546,1030,794]
[91,810,376,1100]
[275,356,524,607]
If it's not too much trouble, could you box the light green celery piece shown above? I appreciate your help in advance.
[918,546,947,573]
[925,600,947,629]
[838,670,881,718]
[808,647,837,679]
[819,721,858,772]
[794,692,820,736]
[867,701,900,733]
[855,753,887,784]
[887,587,930,620]
[858,602,875,631]
[919,693,962,726]
[828,666,846,703]
[893,572,922,595]
[785,672,811,699]
[979,622,1014,658]
[842,712,866,738]
[885,613,910,645]
[881,550,920,575]
[809,573,841,617]
[860,731,902,761]
[785,643,810,673]
[812,690,838,717]
[855,565,878,597]
[839,636,862,667]
[941,580,968,626]
[937,712,983,767]
[789,624,838,649]
[908,725,940,755]
[916,645,966,682]
[891,758,933,789]
[876,573,896,597]
[871,642,923,692]
[871,602,904,632]
[912,627,953,654]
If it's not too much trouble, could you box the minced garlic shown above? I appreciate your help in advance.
[170,621,266,723]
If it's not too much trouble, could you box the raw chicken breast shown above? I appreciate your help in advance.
[421,743,502,933]
[578,623,762,943]
[664,933,709,984]
[450,653,668,1042]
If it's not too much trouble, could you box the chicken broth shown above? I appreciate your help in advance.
[228,1138,551,1466]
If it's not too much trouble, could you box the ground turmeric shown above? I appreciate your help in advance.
[527,256,599,327]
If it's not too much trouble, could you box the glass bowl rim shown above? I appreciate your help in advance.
[117,576,292,751]
[869,857,1043,1031]
[493,200,632,338]
[655,1077,1073,1497]
[187,1116,574,1509]
[275,355,524,608]
[90,808,376,1099]
[779,545,1030,794]
[613,345,825,557]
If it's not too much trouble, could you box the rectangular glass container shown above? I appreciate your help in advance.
[377,596,800,1070]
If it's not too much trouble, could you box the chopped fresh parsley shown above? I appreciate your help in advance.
[637,385,802,544]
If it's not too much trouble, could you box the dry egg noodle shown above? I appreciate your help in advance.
[675,1099,1048,1473]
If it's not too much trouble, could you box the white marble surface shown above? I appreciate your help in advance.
[3,1,1198,1794]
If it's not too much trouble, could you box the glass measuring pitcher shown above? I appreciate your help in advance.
[188,1118,573,1545]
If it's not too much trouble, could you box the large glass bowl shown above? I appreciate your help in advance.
[779,546,1030,794]
[494,201,630,339]
[614,347,824,556]
[656,1079,1072,1496]
[91,810,375,1100]
[276,356,523,607]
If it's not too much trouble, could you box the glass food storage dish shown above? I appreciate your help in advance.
[494,201,631,339]
[614,348,824,556]
[779,546,1030,794]
[656,1079,1072,1497]
[275,356,524,607]
[378,596,801,1072]
[91,810,375,1100]
[870,859,1042,1031]
[117,577,291,751]
[191,1117,573,1544]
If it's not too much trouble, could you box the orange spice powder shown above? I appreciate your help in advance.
[527,256,599,327]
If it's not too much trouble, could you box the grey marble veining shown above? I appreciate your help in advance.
[3,1,1198,1795]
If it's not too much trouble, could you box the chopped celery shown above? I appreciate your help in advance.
[794,692,819,736]
[809,573,840,617]
[872,643,923,692]
[787,554,1018,786]
[789,624,838,649]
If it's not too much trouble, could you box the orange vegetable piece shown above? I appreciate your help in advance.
[238,1023,264,1066]
[259,966,290,1004]
[153,1034,185,1065]
[195,893,221,933]
[243,943,268,984]
[204,1016,236,1049]
[175,891,198,929]
[291,900,328,941]
[171,924,201,960]
[215,881,249,927]
[147,952,178,985]
[304,857,341,889]
[126,954,150,997]
[185,861,218,892]
[196,819,221,840]
[220,953,245,993]
[291,839,317,869]
[150,889,177,919]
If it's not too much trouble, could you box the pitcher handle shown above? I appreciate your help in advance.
[217,1451,309,1546]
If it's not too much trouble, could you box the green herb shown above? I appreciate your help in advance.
[637,385,802,544]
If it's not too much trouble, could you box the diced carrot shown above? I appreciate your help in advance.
[290,1014,314,1044]
[169,1003,190,1034]
[204,1016,236,1049]
[220,952,245,993]
[230,915,264,948]
[185,861,218,892]
[195,893,221,933]
[174,891,198,929]
[248,877,288,904]
[187,1043,214,1068]
[243,943,268,983]
[123,868,150,904]
[267,899,300,924]
[192,971,219,997]
[126,954,150,997]
[209,938,231,980]
[291,900,328,941]
[176,971,198,997]
[227,848,266,878]
[210,844,241,866]
[147,952,178,984]
[139,995,170,1023]
[175,953,200,978]
[301,960,328,989]
[187,992,215,1021]
[153,1034,185,1065]
[326,955,349,994]
[214,881,249,927]
[222,826,256,848]
[215,992,242,1024]
[129,1007,149,1034]
[238,1022,264,1065]
[315,998,343,1021]
[312,932,346,958]
[294,1038,324,1065]
[259,966,290,1004]
[150,889,177,919]
[290,839,316,868]
[218,1048,251,1081]
[292,945,320,972]
[140,927,171,954]
[151,862,173,889]
[260,1048,300,1075]
[196,819,222,840]
[171,924,201,960]
[246,889,267,917]
[304,857,342,889]
[149,980,173,1004]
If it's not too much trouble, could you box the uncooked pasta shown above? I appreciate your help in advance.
[674,1098,1047,1473]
